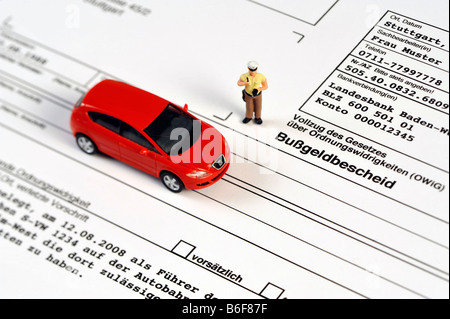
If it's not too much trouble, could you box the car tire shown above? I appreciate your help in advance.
[76,134,97,155]
[161,172,184,193]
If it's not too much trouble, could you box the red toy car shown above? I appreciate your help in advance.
[70,79,230,192]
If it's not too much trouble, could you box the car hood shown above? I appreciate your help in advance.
[169,121,229,172]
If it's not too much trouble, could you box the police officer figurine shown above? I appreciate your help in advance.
[237,61,268,124]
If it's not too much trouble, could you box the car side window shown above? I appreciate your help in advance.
[120,122,158,152]
[88,112,120,134]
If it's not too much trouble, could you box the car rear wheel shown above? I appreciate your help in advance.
[76,134,97,155]
[161,172,184,193]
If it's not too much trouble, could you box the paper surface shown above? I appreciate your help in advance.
[0,0,448,299]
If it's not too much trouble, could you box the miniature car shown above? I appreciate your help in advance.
[70,79,230,192]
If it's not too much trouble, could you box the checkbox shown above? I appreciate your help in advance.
[171,240,196,258]
[260,283,284,299]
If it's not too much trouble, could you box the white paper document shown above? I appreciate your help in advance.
[0,0,448,299]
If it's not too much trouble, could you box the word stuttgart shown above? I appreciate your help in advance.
[276,132,396,189]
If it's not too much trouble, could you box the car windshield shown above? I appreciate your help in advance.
[144,104,201,155]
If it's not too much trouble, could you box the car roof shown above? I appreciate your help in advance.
[83,79,170,130]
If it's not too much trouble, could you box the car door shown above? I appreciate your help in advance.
[87,112,121,159]
[118,121,158,176]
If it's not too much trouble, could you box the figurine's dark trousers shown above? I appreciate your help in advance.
[244,92,262,119]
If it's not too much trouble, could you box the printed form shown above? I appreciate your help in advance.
[0,0,448,299]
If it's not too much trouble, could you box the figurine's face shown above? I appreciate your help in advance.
[248,68,258,76]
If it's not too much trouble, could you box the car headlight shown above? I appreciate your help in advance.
[186,171,212,179]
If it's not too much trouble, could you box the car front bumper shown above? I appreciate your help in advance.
[184,162,230,190]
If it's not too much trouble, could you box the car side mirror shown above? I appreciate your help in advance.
[139,148,150,155]
[184,104,188,112]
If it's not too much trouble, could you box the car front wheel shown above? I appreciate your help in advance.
[76,134,97,155]
[161,172,184,193]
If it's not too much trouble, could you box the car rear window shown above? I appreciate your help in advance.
[88,112,120,133]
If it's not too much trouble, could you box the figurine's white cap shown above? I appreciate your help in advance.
[247,61,259,71]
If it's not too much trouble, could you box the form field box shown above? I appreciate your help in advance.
[249,0,338,25]
[260,283,285,299]
[172,240,196,258]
